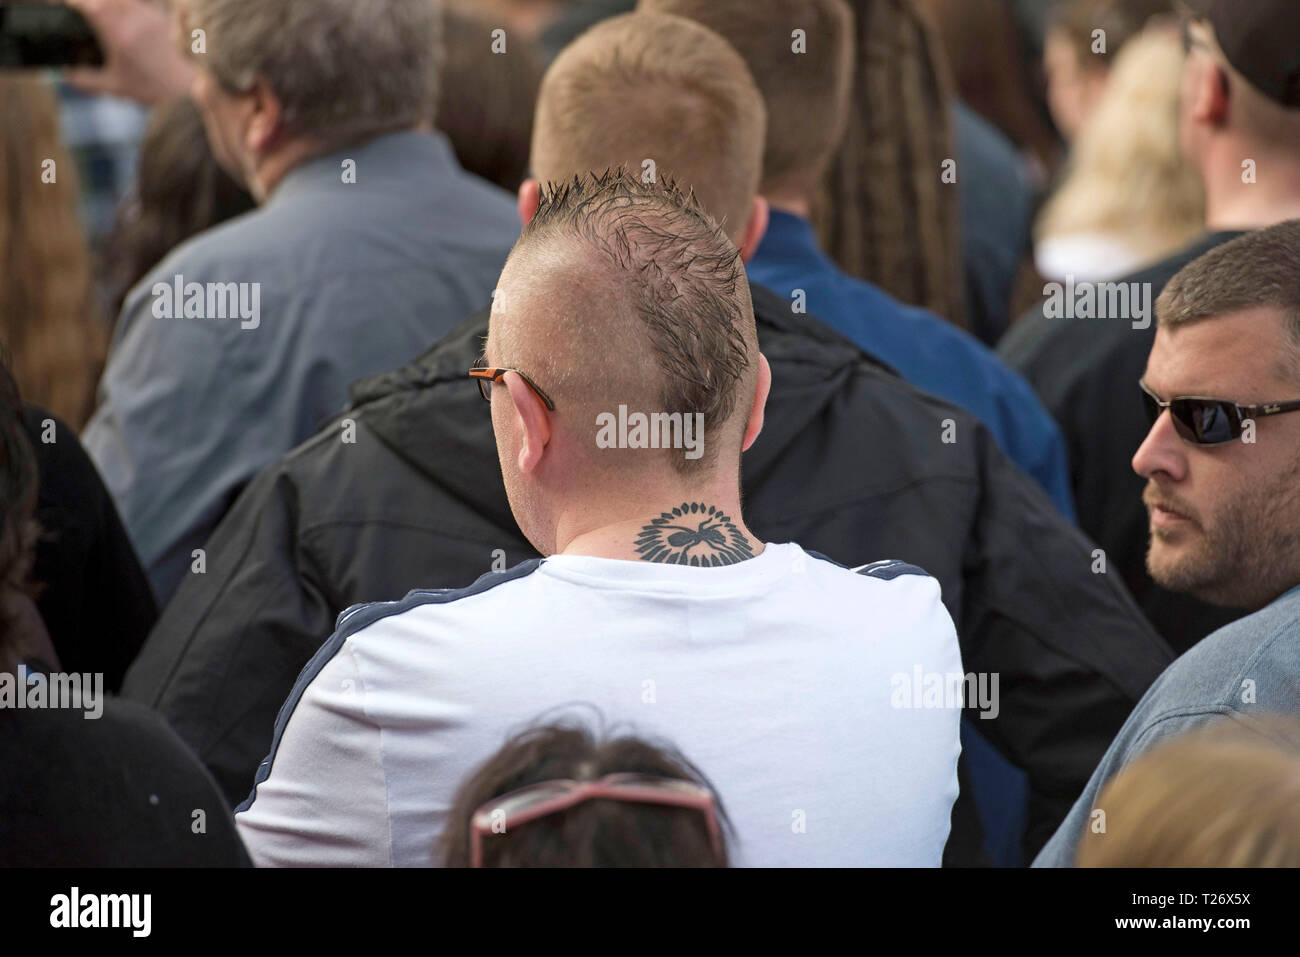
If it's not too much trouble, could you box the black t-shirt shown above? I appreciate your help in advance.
[998,232,1247,654]
[22,406,157,691]
[0,689,249,867]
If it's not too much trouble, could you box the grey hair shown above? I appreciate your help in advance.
[180,0,443,146]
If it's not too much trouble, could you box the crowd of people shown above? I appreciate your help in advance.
[0,0,1298,869]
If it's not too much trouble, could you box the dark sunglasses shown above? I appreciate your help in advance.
[1140,380,1300,445]
[468,366,556,411]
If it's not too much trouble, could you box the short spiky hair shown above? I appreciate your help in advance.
[1157,220,1300,379]
[512,168,756,470]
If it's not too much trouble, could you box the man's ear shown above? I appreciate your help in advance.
[740,352,771,452]
[1192,59,1231,127]
[737,195,770,263]
[517,178,541,228]
[503,370,551,473]
[244,76,283,154]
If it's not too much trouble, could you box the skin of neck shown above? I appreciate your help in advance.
[245,136,338,202]
[763,190,813,220]
[551,473,765,564]
[1199,134,1300,232]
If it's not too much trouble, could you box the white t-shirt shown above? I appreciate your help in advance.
[235,543,963,867]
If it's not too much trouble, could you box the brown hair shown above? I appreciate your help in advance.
[815,0,966,328]
[100,96,256,325]
[1049,0,1174,72]
[440,719,730,867]
[640,0,854,199]
[530,10,766,238]
[1077,717,1300,867]
[0,357,44,674]
[915,0,1061,174]
[511,169,757,472]
[0,77,102,429]
[437,7,544,192]
[1156,219,1300,376]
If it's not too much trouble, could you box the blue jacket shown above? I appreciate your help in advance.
[748,210,1076,520]
[84,131,521,606]
[1034,584,1300,867]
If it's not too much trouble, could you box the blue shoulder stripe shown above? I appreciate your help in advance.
[235,559,545,814]
[805,550,931,581]
[852,559,931,581]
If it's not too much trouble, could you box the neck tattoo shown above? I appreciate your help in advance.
[634,503,755,566]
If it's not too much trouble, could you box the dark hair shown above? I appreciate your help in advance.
[99,96,256,324]
[440,719,731,867]
[0,358,42,671]
[436,6,543,192]
[816,0,967,328]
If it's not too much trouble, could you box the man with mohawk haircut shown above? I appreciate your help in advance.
[131,10,1171,866]
[234,169,966,867]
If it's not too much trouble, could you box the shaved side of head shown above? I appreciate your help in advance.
[489,169,758,479]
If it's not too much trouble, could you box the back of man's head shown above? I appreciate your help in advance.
[1182,1,1300,166]
[639,0,854,200]
[178,0,441,150]
[530,11,766,239]
[486,170,761,550]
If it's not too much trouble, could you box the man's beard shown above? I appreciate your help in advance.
[1145,464,1300,611]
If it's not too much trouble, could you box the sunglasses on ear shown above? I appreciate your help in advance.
[1140,380,1300,445]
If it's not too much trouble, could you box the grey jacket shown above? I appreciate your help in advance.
[83,130,520,606]
[1033,585,1300,866]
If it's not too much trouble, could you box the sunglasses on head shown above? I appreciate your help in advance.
[468,772,724,868]
[1140,380,1300,445]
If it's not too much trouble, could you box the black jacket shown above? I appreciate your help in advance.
[0,691,249,867]
[998,233,1247,654]
[123,285,1174,862]
[23,406,157,692]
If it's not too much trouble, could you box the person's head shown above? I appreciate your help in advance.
[1077,717,1300,867]
[175,0,443,200]
[443,0,570,42]
[440,718,731,867]
[651,0,966,327]
[101,96,256,323]
[484,170,769,557]
[1035,28,1205,265]
[435,6,544,192]
[0,76,101,430]
[527,10,768,253]
[1178,1,1300,200]
[638,0,853,207]
[1133,220,1300,610]
[1044,0,1173,142]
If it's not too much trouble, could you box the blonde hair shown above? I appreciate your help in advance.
[1077,717,1300,867]
[0,77,101,429]
[531,11,766,238]
[1036,28,1205,265]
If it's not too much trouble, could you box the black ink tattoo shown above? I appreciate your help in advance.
[634,503,755,566]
